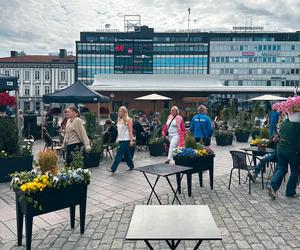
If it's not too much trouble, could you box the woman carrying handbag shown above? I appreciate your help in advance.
[162,106,187,164]
[109,106,134,174]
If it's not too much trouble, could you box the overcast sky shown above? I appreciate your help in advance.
[0,0,300,57]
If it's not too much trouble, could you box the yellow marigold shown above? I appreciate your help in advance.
[20,184,27,192]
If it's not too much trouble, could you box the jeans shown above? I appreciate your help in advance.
[66,142,83,166]
[111,140,134,173]
[254,153,277,175]
[269,126,277,136]
[271,150,299,197]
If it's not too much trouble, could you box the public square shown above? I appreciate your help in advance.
[0,139,299,250]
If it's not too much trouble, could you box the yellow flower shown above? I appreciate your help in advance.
[20,184,27,192]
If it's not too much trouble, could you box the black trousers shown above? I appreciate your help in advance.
[66,142,83,165]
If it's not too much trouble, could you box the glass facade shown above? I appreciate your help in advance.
[76,27,300,86]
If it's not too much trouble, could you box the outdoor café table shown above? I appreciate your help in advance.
[134,164,191,205]
[126,205,222,250]
[241,146,276,188]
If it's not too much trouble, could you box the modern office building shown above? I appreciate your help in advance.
[76,25,300,89]
[0,50,76,112]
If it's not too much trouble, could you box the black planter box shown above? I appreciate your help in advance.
[235,132,250,142]
[148,143,164,156]
[251,131,260,139]
[84,152,101,168]
[15,183,88,250]
[215,135,233,146]
[0,155,33,183]
[174,154,215,197]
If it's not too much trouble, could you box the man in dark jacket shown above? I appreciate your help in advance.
[268,118,300,199]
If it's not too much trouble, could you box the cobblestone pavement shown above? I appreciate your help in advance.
[1,140,300,249]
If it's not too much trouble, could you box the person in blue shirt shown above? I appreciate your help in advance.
[268,109,280,136]
[190,105,213,146]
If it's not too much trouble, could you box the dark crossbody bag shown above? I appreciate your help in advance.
[166,115,177,136]
[198,115,211,146]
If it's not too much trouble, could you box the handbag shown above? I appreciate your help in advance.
[166,115,177,136]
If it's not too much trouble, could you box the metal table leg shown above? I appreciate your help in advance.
[166,240,181,249]
[143,173,162,205]
[144,240,154,250]
[166,175,182,205]
[194,240,203,249]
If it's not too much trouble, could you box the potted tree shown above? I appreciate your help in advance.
[0,117,33,183]
[215,128,233,146]
[84,137,103,168]
[148,136,164,156]
[234,111,252,142]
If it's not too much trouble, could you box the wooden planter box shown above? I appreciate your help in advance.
[0,155,33,183]
[84,152,101,168]
[235,131,250,142]
[173,154,215,197]
[215,135,233,146]
[148,143,164,156]
[15,183,88,250]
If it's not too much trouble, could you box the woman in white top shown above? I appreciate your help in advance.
[109,106,134,173]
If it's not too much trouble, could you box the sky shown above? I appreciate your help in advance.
[0,0,300,57]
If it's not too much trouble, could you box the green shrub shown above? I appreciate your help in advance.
[260,127,270,139]
[184,134,197,149]
[84,112,96,139]
[0,117,19,155]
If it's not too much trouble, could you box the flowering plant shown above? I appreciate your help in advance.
[250,137,270,146]
[10,168,91,209]
[173,145,214,158]
[0,138,33,158]
[0,92,16,107]
[272,96,300,114]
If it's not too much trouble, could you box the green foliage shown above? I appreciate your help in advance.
[69,150,84,170]
[229,100,237,119]
[215,129,233,137]
[91,138,103,153]
[184,134,197,149]
[128,109,138,118]
[84,112,96,139]
[222,108,232,122]
[235,111,252,131]
[252,103,265,119]
[260,127,270,139]
[0,117,19,155]
[149,136,164,144]
[159,108,170,124]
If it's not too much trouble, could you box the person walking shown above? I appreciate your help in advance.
[63,106,91,166]
[268,118,300,199]
[190,105,213,146]
[268,109,280,136]
[162,106,187,164]
[109,106,134,173]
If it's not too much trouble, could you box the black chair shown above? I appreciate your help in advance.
[43,128,64,159]
[102,131,118,160]
[229,150,261,194]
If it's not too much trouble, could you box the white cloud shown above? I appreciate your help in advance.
[0,0,300,57]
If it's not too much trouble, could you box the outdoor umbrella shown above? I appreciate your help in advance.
[246,94,287,102]
[135,93,172,114]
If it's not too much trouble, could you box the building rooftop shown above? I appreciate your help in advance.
[91,74,295,94]
[0,55,76,64]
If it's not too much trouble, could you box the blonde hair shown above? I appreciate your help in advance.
[171,106,179,115]
[198,105,207,114]
[118,106,130,124]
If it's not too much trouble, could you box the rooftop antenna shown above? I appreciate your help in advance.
[187,8,191,39]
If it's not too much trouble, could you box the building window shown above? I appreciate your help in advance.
[59,71,67,81]
[44,70,50,81]
[24,70,30,81]
[14,70,20,78]
[35,85,40,96]
[24,85,30,96]
[44,85,50,95]
[4,70,10,76]
[34,70,40,80]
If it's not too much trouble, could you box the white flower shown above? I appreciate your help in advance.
[53,177,59,183]
[14,177,20,182]
[29,139,34,143]
[1,150,4,153]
